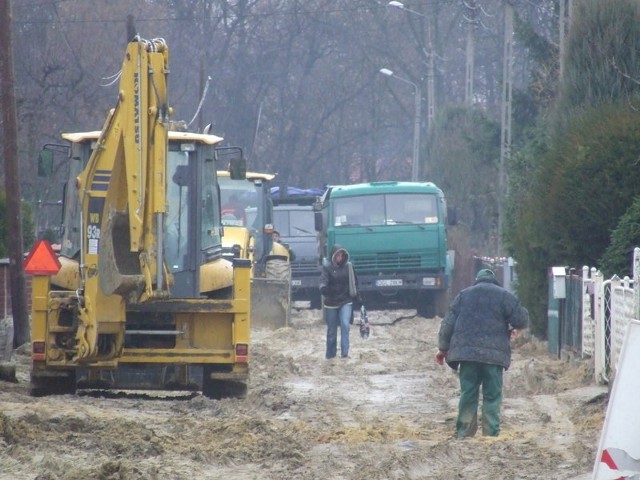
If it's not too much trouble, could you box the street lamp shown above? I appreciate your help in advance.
[388,1,424,18]
[387,1,434,127]
[379,68,421,182]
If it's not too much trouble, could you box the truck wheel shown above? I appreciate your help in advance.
[310,292,322,310]
[435,291,450,318]
[416,298,435,319]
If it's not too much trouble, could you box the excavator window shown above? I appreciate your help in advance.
[165,143,223,274]
[202,156,221,251]
[59,141,92,259]
[165,151,191,272]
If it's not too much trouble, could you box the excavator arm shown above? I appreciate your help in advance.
[74,37,171,361]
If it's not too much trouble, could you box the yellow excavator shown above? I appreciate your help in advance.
[217,171,291,328]
[28,36,251,398]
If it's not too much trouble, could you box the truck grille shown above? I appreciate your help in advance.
[291,261,320,275]
[352,252,424,272]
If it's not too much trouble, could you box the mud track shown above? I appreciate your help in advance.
[0,307,606,479]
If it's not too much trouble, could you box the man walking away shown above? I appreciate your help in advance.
[435,269,529,438]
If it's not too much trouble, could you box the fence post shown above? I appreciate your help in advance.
[551,266,567,359]
[593,270,607,384]
[634,247,640,323]
[581,265,594,358]
[610,275,623,376]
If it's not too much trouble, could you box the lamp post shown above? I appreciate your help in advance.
[387,1,434,132]
[388,1,422,17]
[379,68,421,182]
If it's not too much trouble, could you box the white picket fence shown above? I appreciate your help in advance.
[580,247,640,384]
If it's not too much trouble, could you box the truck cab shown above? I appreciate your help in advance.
[273,200,322,309]
[314,181,454,317]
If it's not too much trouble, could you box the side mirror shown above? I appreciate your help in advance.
[215,146,246,180]
[314,212,323,232]
[38,149,54,177]
[229,155,247,180]
[447,206,457,226]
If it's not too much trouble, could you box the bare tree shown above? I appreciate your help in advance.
[9,0,559,234]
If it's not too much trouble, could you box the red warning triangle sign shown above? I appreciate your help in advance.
[23,240,61,275]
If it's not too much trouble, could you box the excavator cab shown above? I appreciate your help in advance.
[164,137,222,297]
[218,171,292,328]
[31,132,252,397]
[50,132,231,297]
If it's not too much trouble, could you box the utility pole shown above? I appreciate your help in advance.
[498,1,514,256]
[426,16,435,134]
[559,0,573,81]
[464,0,477,106]
[412,80,422,181]
[0,0,30,348]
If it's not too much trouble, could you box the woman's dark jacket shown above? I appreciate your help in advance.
[319,245,357,308]
[438,276,529,370]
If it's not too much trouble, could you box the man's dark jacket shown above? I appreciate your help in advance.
[438,277,529,370]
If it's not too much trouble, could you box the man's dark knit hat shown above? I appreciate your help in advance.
[476,268,495,280]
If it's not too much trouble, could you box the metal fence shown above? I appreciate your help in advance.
[549,247,640,384]
[547,269,583,358]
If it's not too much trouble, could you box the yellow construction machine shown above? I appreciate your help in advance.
[217,171,291,328]
[28,36,251,398]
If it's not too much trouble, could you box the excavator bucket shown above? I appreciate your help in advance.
[251,257,291,329]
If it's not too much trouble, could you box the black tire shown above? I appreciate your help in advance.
[310,292,322,310]
[30,371,77,397]
[202,378,247,399]
[417,291,449,319]
[202,366,247,399]
[416,298,435,319]
[434,291,450,318]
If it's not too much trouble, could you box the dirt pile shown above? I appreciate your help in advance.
[0,307,606,479]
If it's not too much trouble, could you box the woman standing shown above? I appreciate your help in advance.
[319,245,358,359]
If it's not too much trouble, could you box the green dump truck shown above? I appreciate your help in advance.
[314,181,455,318]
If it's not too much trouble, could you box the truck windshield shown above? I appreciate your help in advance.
[333,193,438,227]
[273,209,316,237]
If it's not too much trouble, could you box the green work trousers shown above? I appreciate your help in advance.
[456,361,504,438]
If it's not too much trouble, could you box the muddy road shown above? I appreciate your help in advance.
[0,306,606,479]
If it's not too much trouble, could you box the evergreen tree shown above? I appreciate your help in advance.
[505,0,640,337]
